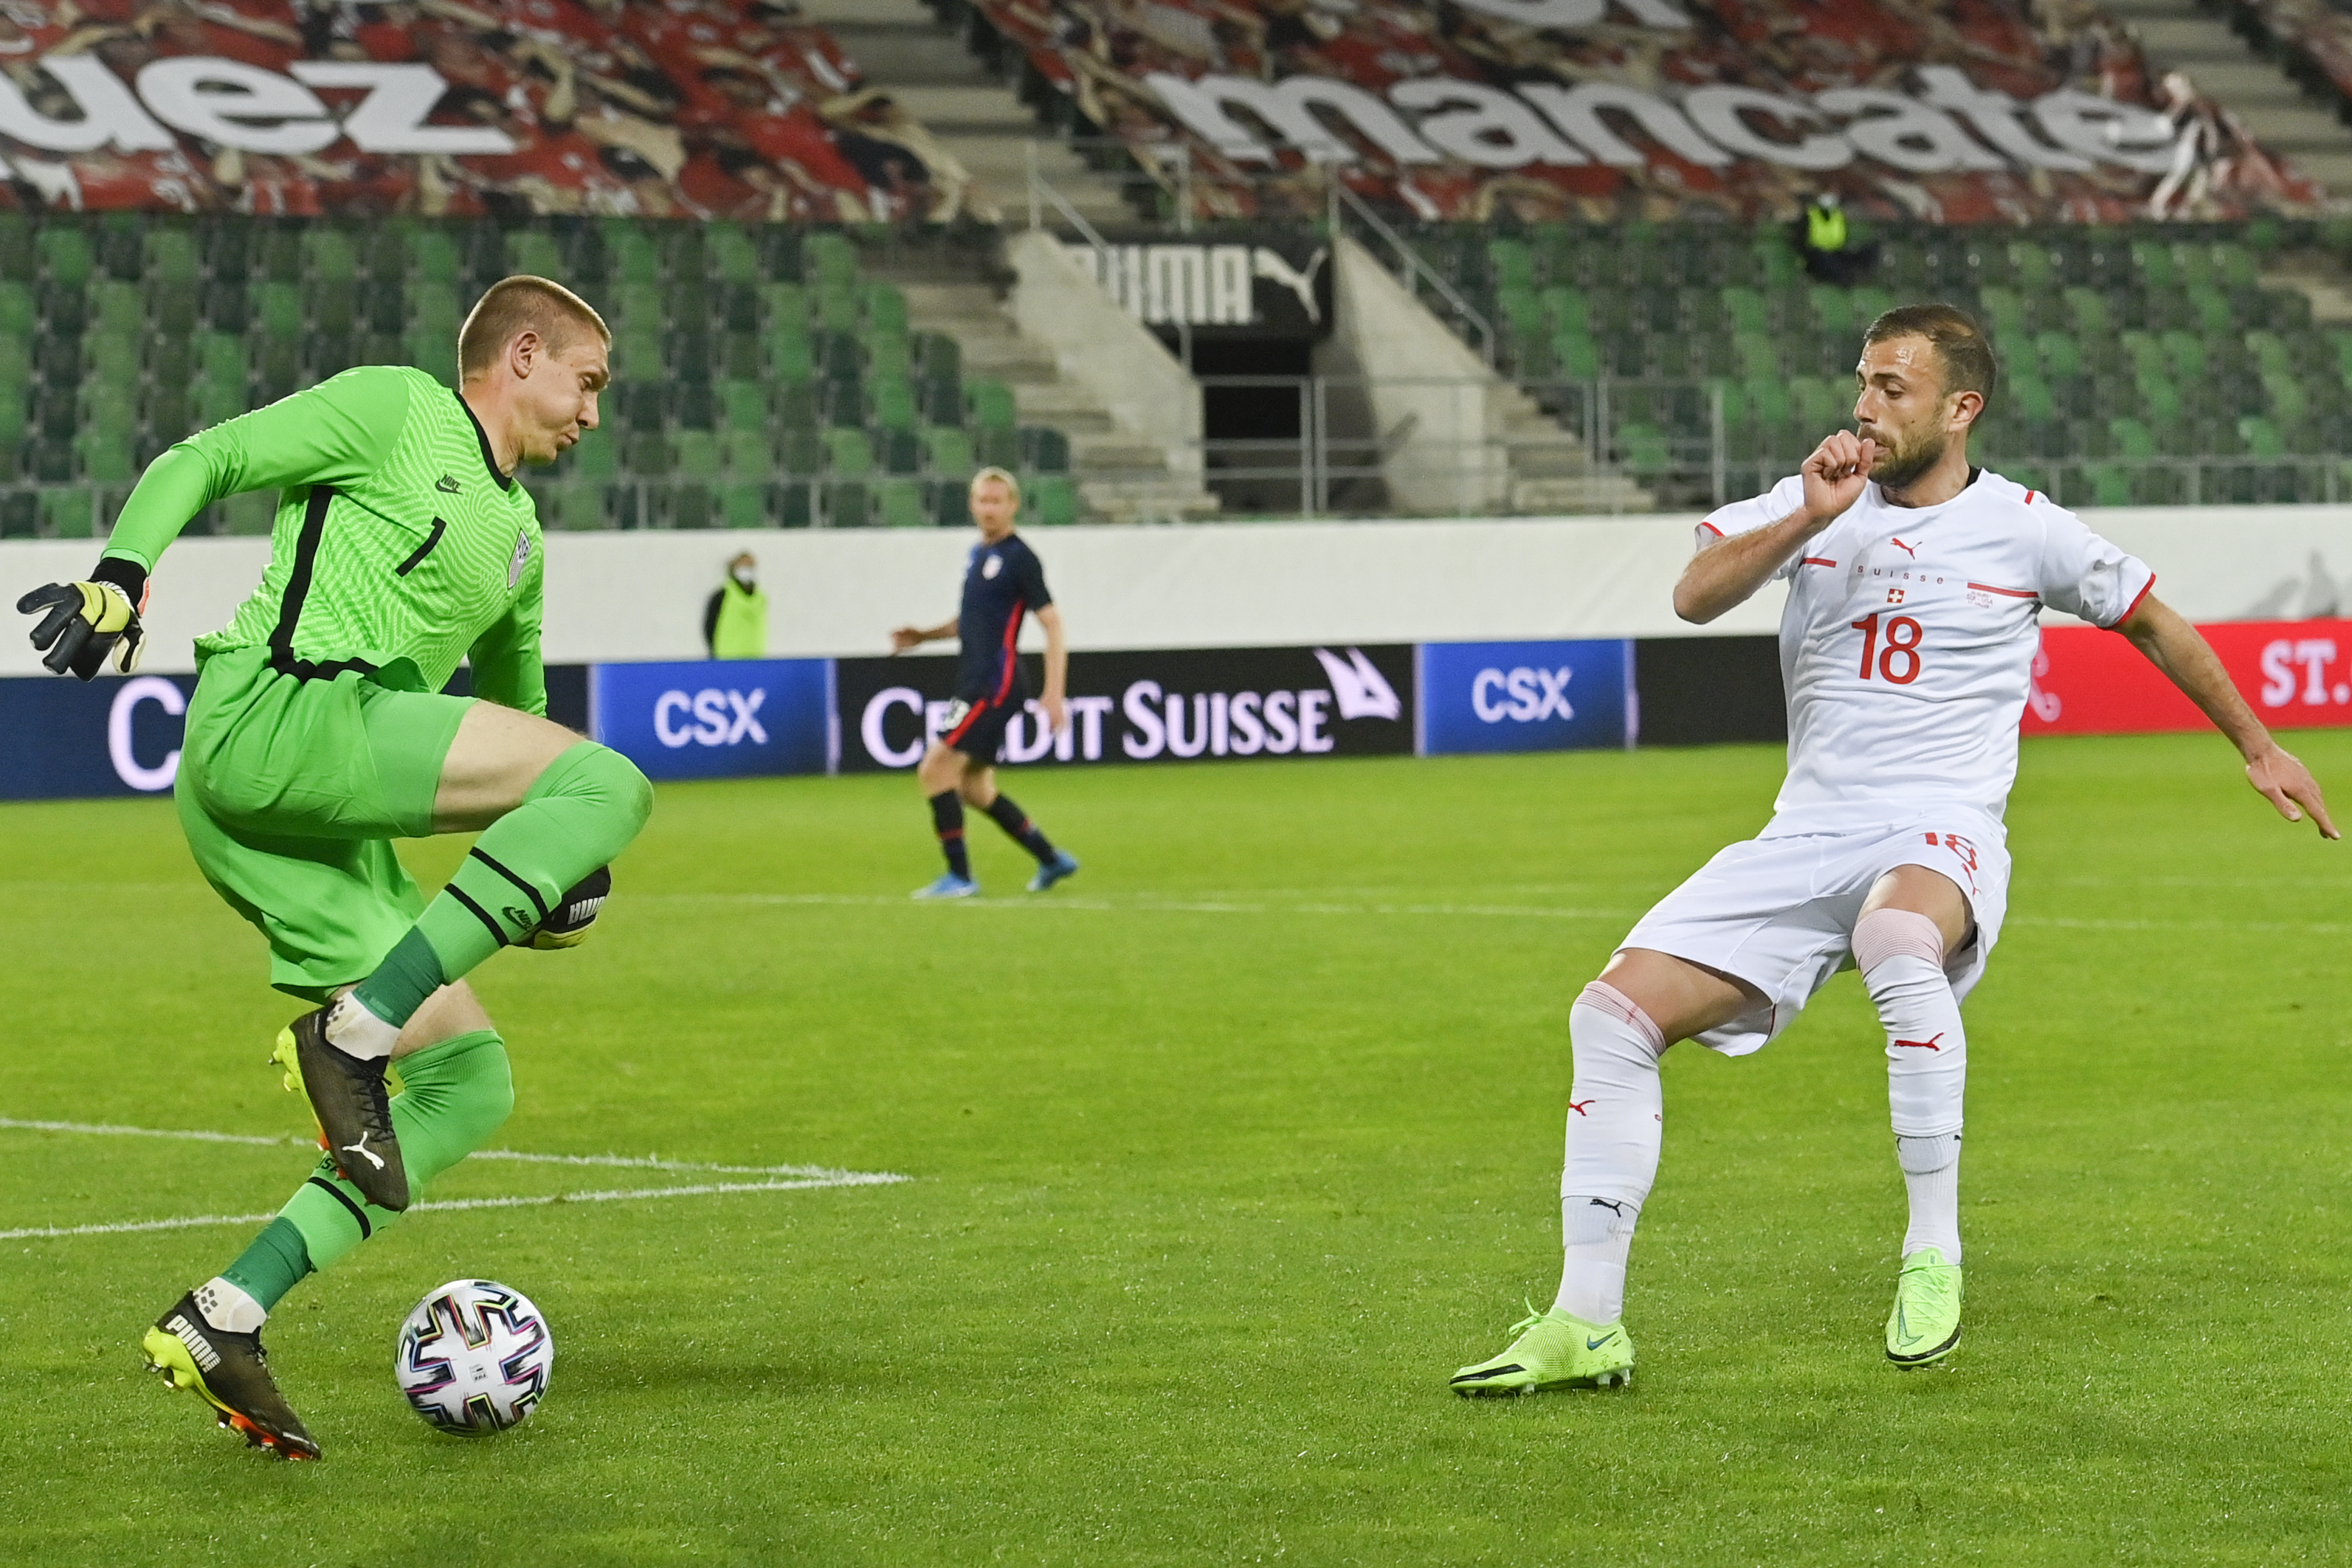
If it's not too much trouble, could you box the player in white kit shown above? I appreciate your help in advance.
[1452,305,2337,1393]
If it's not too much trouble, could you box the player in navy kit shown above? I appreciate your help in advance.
[889,467,1079,898]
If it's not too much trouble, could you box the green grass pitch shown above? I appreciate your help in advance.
[4,732,2351,1566]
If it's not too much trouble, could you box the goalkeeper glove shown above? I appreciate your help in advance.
[528,866,611,950]
[18,559,148,680]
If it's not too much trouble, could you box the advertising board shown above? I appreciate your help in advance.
[2023,619,2352,736]
[834,645,1415,773]
[1416,640,1635,755]
[589,659,833,781]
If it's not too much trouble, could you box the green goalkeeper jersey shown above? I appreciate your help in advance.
[101,365,547,716]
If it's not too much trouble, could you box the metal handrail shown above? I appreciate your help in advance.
[1327,182,1494,367]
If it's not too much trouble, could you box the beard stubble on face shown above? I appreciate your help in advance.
[1859,418,1948,492]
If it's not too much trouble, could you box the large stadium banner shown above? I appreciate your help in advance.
[2024,619,2352,736]
[1416,639,1634,756]
[590,657,832,781]
[982,0,2320,223]
[0,3,966,221]
[834,644,1417,773]
[0,671,194,801]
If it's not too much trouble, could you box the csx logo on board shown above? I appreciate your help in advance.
[653,688,768,748]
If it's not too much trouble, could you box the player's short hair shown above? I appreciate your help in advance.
[458,276,611,381]
[969,465,1021,504]
[1861,304,1996,407]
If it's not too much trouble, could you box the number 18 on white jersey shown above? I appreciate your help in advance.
[1700,470,2154,832]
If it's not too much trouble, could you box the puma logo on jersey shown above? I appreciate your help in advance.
[1894,1034,1945,1051]
[1889,536,1920,557]
[436,474,461,494]
[340,1130,387,1170]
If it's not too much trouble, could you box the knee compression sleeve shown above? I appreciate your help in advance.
[1556,982,1666,1324]
[356,742,652,1029]
[279,1030,514,1272]
[1853,908,1966,1139]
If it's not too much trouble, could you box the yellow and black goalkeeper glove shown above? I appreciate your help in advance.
[528,867,612,950]
[17,559,148,680]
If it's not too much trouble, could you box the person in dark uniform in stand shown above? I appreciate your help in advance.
[889,466,1080,899]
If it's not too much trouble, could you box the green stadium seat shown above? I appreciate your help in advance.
[721,483,768,528]
[609,226,661,286]
[824,480,871,527]
[779,429,824,474]
[2187,284,2232,334]
[965,379,1018,432]
[2246,330,2294,379]
[821,427,874,477]
[37,227,92,287]
[2007,241,2053,294]
[2134,370,2182,424]
[875,428,920,474]
[145,226,199,285]
[544,486,607,531]
[761,282,807,329]
[1739,376,1791,426]
[814,284,859,334]
[764,328,813,384]
[1018,426,1070,472]
[2060,287,2109,338]
[567,433,619,483]
[911,331,961,384]
[718,426,770,475]
[865,283,908,334]
[775,383,820,432]
[41,486,93,538]
[863,330,911,380]
[1718,286,1768,336]
[1497,285,1543,345]
[1552,331,1601,381]
[976,426,1021,470]
[1027,474,1079,526]
[1731,333,1778,381]
[0,281,30,339]
[506,230,564,280]
[707,224,759,285]
[922,425,973,477]
[2034,330,2082,380]
[868,376,917,432]
[2085,464,2133,507]
[2218,244,2260,290]
[1977,286,2027,347]
[876,477,925,528]
[2132,240,2176,291]
[303,229,356,285]
[2007,372,2056,426]
[804,232,858,291]
[673,429,720,480]
[1486,238,1534,294]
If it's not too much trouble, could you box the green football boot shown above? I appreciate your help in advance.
[1450,1304,1634,1396]
[1885,1247,1963,1366]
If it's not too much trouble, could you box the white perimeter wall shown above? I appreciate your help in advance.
[4,505,2351,676]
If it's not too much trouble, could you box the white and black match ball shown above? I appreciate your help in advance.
[395,1279,553,1435]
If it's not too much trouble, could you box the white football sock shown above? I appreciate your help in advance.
[1896,1133,1962,1262]
[323,991,400,1062]
[195,1276,266,1333]
[1854,908,1967,1265]
[1554,981,1664,1324]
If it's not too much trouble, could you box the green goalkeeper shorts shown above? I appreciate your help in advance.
[174,645,474,1002]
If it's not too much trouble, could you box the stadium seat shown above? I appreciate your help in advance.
[1027,474,1079,526]
[876,477,926,527]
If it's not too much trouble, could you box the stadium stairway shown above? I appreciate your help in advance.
[900,278,1218,523]
[2112,0,2352,196]
[803,0,1132,232]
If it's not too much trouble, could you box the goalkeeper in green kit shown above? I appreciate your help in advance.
[15,277,651,1460]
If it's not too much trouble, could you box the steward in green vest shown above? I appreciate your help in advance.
[1795,191,1877,286]
[704,552,768,659]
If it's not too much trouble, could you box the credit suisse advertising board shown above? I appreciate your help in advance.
[12,623,2352,799]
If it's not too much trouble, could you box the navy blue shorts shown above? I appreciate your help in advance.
[941,692,1015,761]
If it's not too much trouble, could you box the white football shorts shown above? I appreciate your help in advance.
[1618,808,2012,1057]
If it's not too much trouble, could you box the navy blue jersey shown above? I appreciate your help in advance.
[956,532,1052,702]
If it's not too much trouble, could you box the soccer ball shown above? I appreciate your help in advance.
[394,1279,554,1435]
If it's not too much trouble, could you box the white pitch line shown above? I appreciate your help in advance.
[0,1116,886,1178]
[649,891,1638,921]
[0,1173,908,1243]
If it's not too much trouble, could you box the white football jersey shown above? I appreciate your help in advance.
[1701,469,2153,829]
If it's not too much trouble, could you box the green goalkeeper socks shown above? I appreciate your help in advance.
[351,741,651,1029]
[272,1029,515,1277]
